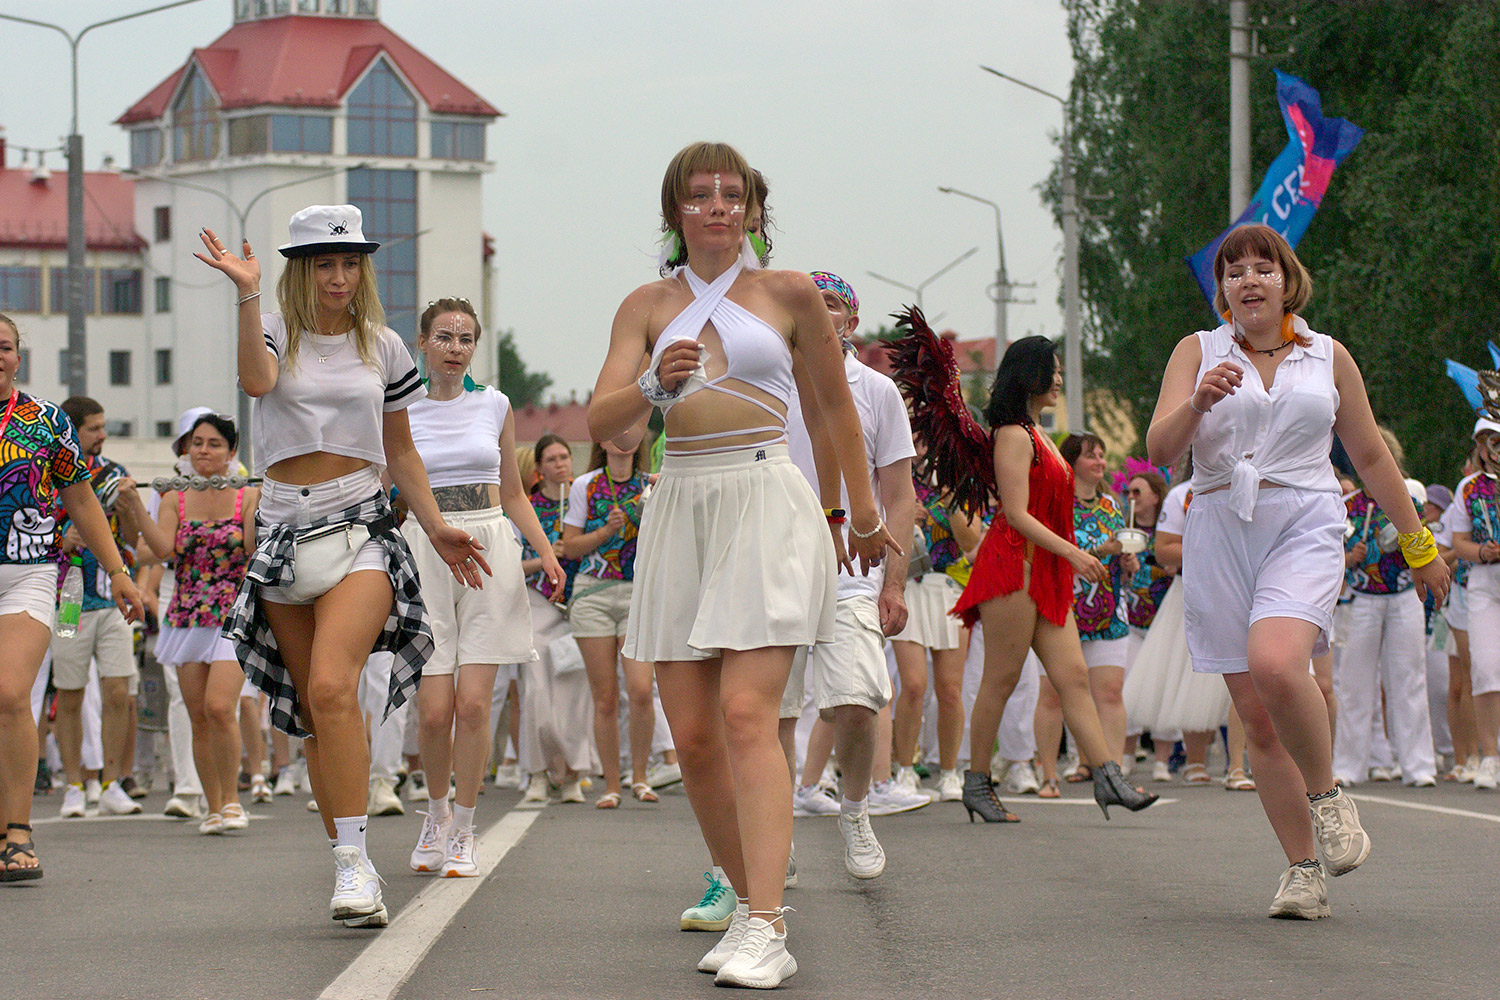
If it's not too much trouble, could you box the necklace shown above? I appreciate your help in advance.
[311,332,348,364]
[1238,337,1292,358]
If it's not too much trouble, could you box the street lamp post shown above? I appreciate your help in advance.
[124,163,368,468]
[938,186,1012,369]
[0,0,206,398]
[980,65,1083,434]
[866,246,978,312]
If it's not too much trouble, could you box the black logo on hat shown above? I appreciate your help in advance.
[328,221,349,236]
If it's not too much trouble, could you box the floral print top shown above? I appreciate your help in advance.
[1072,491,1128,641]
[166,489,249,628]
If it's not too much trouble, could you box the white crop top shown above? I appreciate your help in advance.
[407,385,510,489]
[1189,317,1341,521]
[252,313,425,475]
[647,260,796,455]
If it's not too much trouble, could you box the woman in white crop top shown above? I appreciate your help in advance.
[587,143,901,987]
[403,298,563,878]
[1147,223,1449,920]
[198,205,490,929]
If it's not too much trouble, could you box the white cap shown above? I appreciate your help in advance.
[173,406,213,455]
[1404,477,1427,507]
[277,204,379,258]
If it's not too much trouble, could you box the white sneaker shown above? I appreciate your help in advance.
[785,843,798,889]
[1368,765,1397,783]
[867,779,929,816]
[937,769,964,802]
[1006,760,1041,795]
[307,797,321,812]
[368,777,405,816]
[442,825,478,877]
[273,769,298,796]
[791,784,841,817]
[698,902,749,973]
[557,777,585,803]
[84,777,102,808]
[1459,755,1482,783]
[250,774,273,803]
[221,802,249,831]
[1474,755,1500,790]
[410,809,452,872]
[815,761,838,796]
[1151,760,1173,783]
[522,773,550,803]
[1268,860,1329,919]
[330,846,387,926]
[647,760,683,789]
[493,763,520,788]
[840,808,886,879]
[896,766,940,802]
[60,784,87,818]
[1309,786,1371,876]
[99,780,143,815]
[403,770,428,802]
[164,794,204,819]
[714,916,797,988]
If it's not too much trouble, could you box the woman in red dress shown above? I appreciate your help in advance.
[953,336,1158,822]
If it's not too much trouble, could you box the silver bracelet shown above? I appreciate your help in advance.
[236,290,261,306]
[849,518,885,540]
[1189,397,1210,415]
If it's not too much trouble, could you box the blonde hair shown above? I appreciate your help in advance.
[275,253,384,371]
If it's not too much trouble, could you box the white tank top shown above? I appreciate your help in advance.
[1189,317,1341,521]
[407,384,510,489]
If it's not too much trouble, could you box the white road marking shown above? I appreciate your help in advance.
[1348,794,1500,824]
[32,811,269,826]
[318,807,540,1000]
[1018,797,1179,806]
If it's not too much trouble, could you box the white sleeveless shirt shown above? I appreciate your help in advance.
[1189,317,1341,521]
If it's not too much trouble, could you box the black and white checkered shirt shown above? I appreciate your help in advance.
[222,491,431,737]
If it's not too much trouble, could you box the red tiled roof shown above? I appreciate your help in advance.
[0,169,145,251]
[117,15,501,124]
[850,330,992,378]
[512,401,591,446]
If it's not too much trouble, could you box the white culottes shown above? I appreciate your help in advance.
[807,596,893,713]
[623,445,836,663]
[403,506,536,674]
[1464,563,1500,696]
[1184,487,1344,674]
[892,573,964,650]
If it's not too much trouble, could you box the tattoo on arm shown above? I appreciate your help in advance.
[432,483,497,512]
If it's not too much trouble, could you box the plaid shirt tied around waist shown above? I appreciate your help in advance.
[221,491,432,737]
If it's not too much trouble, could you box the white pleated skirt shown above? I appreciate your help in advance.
[155,623,238,666]
[892,572,964,650]
[1121,578,1231,732]
[623,444,837,663]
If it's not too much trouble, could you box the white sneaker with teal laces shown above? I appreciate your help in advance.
[681,871,736,931]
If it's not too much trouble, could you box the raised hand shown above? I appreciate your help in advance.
[195,227,261,293]
[657,341,701,393]
[1191,361,1244,414]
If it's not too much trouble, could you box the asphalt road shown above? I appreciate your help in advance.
[9,774,1498,1000]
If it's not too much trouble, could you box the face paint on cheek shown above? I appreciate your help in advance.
[680,204,702,215]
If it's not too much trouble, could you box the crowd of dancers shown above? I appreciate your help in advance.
[0,140,1487,990]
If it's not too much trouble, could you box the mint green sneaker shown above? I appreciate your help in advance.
[680,870,735,931]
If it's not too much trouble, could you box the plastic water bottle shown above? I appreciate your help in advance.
[56,556,84,638]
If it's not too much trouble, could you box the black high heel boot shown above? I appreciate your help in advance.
[961,770,1019,823]
[1092,760,1159,819]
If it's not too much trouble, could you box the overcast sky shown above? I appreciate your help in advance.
[0,0,1075,398]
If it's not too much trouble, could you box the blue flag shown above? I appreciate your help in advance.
[1187,70,1365,308]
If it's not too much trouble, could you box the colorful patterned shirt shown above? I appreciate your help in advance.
[524,487,578,602]
[562,469,648,581]
[1073,491,1128,641]
[57,454,134,611]
[0,393,89,566]
[914,479,963,573]
[1126,524,1174,629]
[1344,490,1412,595]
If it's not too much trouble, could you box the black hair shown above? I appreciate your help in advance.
[190,413,238,453]
[984,335,1058,428]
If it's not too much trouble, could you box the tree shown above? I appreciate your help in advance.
[492,328,553,409]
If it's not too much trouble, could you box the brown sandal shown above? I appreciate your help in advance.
[1,823,42,882]
[1037,779,1061,799]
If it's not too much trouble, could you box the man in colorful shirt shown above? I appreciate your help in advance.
[51,398,142,817]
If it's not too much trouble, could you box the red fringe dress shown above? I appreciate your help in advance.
[951,424,1075,628]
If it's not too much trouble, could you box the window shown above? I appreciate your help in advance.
[431,121,485,161]
[16,349,29,385]
[346,60,417,157]
[130,129,162,170]
[0,267,42,312]
[49,267,96,315]
[154,206,171,242]
[348,167,418,343]
[109,351,131,386]
[156,420,174,438]
[228,116,267,155]
[101,269,142,315]
[155,349,172,385]
[272,114,332,153]
[104,420,134,438]
[172,66,220,162]
[155,277,172,314]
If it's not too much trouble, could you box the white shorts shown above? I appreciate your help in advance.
[153,623,238,666]
[0,563,58,630]
[1444,583,1468,633]
[807,596,893,713]
[568,574,633,640]
[51,607,136,688]
[1465,563,1500,696]
[1183,487,1344,674]
[891,573,964,650]
[1081,634,1129,670]
[780,645,808,720]
[623,445,836,663]
[403,506,536,675]
[257,467,388,606]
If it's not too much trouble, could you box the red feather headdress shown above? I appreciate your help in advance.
[887,305,995,515]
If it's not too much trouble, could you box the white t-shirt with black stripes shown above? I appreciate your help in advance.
[251,312,425,475]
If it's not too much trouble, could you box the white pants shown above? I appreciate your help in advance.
[1333,591,1436,783]
[996,650,1041,762]
[1465,564,1500,696]
[360,652,408,784]
[1427,646,1453,758]
[519,590,598,781]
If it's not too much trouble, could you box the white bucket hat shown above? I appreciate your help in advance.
[1473,416,1500,440]
[278,204,380,258]
[172,406,214,455]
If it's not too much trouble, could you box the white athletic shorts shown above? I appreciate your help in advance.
[0,563,58,630]
[807,595,893,713]
[1081,635,1129,670]
[403,506,536,675]
[891,572,964,650]
[1444,582,1468,633]
[257,467,388,606]
[1183,487,1344,674]
[51,607,136,689]
[781,645,808,720]
[568,575,633,639]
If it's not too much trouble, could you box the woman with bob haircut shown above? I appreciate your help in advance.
[588,142,900,989]
[1148,223,1449,919]
[198,206,488,929]
[951,335,1158,824]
